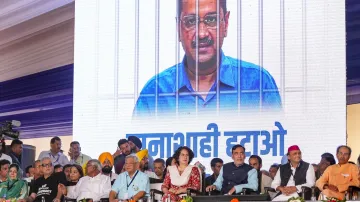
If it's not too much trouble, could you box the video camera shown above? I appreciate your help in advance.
[0,120,21,139]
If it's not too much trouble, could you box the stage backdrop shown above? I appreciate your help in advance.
[73,0,346,171]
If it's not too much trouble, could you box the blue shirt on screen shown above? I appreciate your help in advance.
[111,170,150,199]
[133,50,281,118]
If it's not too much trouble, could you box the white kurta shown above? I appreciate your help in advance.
[67,173,112,201]
[271,164,315,201]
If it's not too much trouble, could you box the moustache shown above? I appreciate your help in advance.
[191,37,214,49]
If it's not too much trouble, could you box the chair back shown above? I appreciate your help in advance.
[64,198,77,202]
[100,198,109,202]
[150,183,163,201]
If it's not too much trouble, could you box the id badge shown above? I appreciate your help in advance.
[123,192,129,200]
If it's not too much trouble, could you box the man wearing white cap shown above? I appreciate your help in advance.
[271,145,315,201]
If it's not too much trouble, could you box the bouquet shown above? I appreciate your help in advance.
[180,196,193,202]
[288,196,305,202]
[322,197,346,202]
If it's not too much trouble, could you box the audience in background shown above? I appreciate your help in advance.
[281,155,288,165]
[54,164,63,173]
[110,154,150,201]
[8,139,23,167]
[32,160,43,181]
[25,165,34,178]
[114,139,133,174]
[165,157,176,168]
[153,158,166,180]
[0,141,12,163]
[312,163,318,173]
[38,136,70,166]
[63,164,72,181]
[162,146,201,201]
[0,164,28,200]
[164,157,176,179]
[67,159,111,201]
[249,155,273,194]
[206,145,258,195]
[24,165,34,183]
[98,152,118,183]
[316,145,360,200]
[128,136,154,171]
[67,164,84,198]
[20,157,67,202]
[68,141,92,166]
[271,145,315,201]
[205,157,223,195]
[0,160,10,182]
[269,164,279,180]
[316,152,336,180]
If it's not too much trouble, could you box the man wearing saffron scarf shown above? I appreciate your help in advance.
[271,145,315,201]
[316,145,360,200]
[98,152,118,184]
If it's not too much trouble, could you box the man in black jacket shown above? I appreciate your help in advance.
[8,139,23,167]
[206,145,258,195]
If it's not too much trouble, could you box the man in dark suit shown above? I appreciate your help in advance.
[205,158,223,195]
[8,139,23,167]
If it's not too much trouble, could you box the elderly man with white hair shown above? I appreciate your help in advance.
[110,154,150,202]
[18,157,67,202]
[66,159,112,201]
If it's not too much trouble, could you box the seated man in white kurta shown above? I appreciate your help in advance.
[271,145,315,201]
[67,159,111,201]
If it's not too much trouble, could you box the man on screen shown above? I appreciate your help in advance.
[133,0,281,118]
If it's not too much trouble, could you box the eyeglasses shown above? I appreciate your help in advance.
[180,14,224,30]
[41,163,52,168]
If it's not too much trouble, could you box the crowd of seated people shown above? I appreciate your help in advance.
[0,135,358,202]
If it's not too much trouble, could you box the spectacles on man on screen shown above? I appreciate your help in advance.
[180,14,225,30]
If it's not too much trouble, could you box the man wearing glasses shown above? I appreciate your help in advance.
[19,157,67,202]
[110,154,150,202]
[133,0,281,118]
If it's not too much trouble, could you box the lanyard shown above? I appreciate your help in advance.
[49,153,60,164]
[71,155,83,164]
[126,171,139,190]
